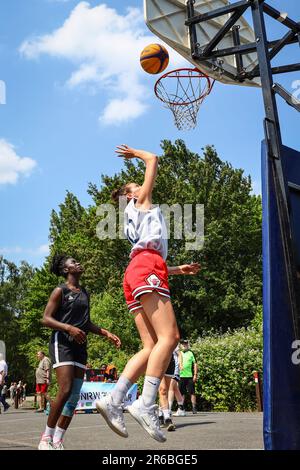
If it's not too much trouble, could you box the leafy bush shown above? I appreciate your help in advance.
[192,323,262,411]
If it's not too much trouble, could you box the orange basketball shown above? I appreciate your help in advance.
[140,43,169,75]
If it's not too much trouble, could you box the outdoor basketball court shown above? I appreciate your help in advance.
[1,0,299,453]
[0,408,263,450]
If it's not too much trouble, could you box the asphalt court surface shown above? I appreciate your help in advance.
[0,408,263,450]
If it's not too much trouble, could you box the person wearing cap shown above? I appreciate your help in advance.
[177,340,198,415]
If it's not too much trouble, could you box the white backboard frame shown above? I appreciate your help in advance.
[144,0,261,87]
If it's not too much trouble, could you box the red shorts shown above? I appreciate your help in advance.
[123,249,170,313]
[36,383,48,394]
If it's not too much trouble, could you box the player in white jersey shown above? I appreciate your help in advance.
[158,345,183,431]
[96,145,200,443]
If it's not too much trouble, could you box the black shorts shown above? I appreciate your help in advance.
[179,377,195,395]
[49,331,87,370]
[165,355,176,377]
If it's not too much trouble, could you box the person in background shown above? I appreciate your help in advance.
[0,383,9,412]
[22,382,27,404]
[35,352,51,413]
[168,344,185,416]
[0,353,9,412]
[9,382,17,405]
[177,340,198,415]
[106,366,118,383]
[99,364,109,382]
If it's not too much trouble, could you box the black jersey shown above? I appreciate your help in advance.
[51,284,90,342]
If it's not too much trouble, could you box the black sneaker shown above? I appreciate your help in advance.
[192,408,197,414]
[165,418,176,431]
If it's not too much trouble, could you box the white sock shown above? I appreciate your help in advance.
[53,426,66,444]
[43,425,55,439]
[110,375,132,406]
[141,376,161,408]
[169,400,173,410]
[162,409,171,420]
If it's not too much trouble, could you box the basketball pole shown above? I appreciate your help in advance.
[250,0,300,339]
[184,0,300,449]
[186,0,300,336]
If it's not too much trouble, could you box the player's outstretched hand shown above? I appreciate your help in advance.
[115,144,137,159]
[115,145,156,162]
[179,263,201,275]
[107,332,122,349]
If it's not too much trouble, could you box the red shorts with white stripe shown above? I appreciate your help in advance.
[123,249,170,314]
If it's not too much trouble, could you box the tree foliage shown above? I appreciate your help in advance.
[2,140,262,394]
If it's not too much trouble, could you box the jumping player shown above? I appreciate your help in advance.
[38,254,121,450]
[96,145,200,442]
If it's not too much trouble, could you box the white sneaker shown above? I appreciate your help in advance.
[96,395,128,438]
[53,440,65,450]
[38,435,53,450]
[127,398,166,443]
[174,408,186,417]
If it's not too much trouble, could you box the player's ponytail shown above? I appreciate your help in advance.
[111,184,132,203]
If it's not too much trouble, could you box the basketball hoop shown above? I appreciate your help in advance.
[154,68,214,130]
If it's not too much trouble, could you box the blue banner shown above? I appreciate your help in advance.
[76,382,138,411]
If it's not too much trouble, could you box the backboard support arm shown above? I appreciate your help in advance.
[186,0,300,338]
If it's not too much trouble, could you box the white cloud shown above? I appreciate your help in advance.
[101,97,148,126]
[20,2,185,125]
[0,244,49,256]
[35,244,50,255]
[0,139,36,185]
[251,179,261,195]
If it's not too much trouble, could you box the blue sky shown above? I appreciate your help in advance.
[0,0,299,267]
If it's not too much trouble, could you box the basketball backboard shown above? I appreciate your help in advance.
[144,0,261,87]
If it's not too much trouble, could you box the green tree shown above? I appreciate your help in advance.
[14,139,262,384]
[0,257,36,381]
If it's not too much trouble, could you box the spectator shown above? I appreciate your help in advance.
[0,383,9,412]
[17,381,24,407]
[99,364,109,382]
[0,353,8,385]
[106,365,118,383]
[9,382,17,405]
[0,354,9,412]
[22,383,27,404]
[35,351,51,413]
[177,340,198,414]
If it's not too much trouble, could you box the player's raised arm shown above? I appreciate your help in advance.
[115,145,158,210]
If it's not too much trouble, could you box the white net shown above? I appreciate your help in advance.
[155,68,214,130]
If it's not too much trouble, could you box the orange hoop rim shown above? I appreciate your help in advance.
[154,67,215,106]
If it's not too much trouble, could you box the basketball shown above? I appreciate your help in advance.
[140,43,169,74]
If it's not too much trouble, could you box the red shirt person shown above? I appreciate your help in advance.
[35,351,51,412]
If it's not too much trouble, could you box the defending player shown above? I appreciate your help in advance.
[38,254,121,450]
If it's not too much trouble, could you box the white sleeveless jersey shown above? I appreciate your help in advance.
[124,199,168,260]
[173,346,180,377]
